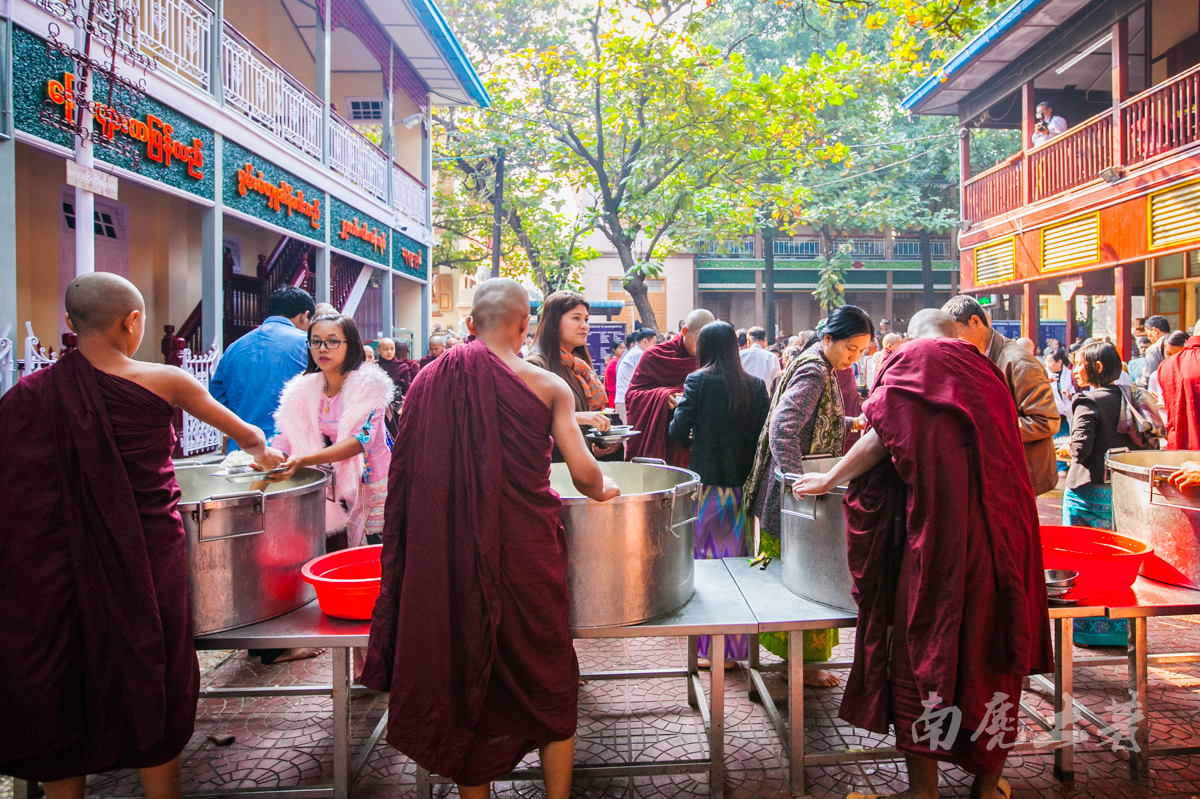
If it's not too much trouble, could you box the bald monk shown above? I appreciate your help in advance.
[794,308,1053,799]
[625,309,714,466]
[0,274,284,798]
[417,335,446,370]
[362,278,619,798]
[314,301,338,317]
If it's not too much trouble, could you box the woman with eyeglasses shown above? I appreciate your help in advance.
[269,314,396,550]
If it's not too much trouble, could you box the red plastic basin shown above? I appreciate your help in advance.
[1040,526,1153,595]
[301,545,382,620]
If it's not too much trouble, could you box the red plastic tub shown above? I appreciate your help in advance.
[1040,526,1153,595]
[301,545,383,619]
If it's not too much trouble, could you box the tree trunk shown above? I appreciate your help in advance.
[625,270,658,332]
[762,226,777,345]
[919,228,935,309]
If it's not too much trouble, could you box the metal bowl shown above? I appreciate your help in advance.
[1045,569,1079,587]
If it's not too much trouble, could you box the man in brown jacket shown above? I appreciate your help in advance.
[943,296,1061,495]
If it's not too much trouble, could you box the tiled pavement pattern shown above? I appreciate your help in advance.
[3,492,1200,799]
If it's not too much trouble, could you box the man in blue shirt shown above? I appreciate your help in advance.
[210,286,315,451]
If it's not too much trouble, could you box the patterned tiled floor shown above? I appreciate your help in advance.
[4,494,1200,799]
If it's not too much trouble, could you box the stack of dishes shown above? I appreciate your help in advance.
[587,425,642,445]
[1045,569,1079,606]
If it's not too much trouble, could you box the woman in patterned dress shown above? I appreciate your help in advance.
[669,322,770,666]
[744,305,874,686]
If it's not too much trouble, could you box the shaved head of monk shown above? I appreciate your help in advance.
[907,309,958,340]
[64,272,145,341]
[681,309,715,355]
[468,278,530,353]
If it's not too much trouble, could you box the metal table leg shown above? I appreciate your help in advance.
[688,635,699,708]
[788,632,804,798]
[332,648,351,799]
[1127,617,1150,783]
[1054,617,1075,781]
[710,634,725,799]
[415,766,431,799]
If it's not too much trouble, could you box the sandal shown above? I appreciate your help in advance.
[997,776,1012,799]
[844,793,881,799]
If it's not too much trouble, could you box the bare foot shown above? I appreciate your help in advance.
[696,657,711,670]
[803,669,840,687]
[270,648,325,663]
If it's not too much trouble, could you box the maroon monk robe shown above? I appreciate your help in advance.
[361,340,578,786]
[379,356,418,395]
[417,352,439,371]
[836,367,862,452]
[840,338,1053,776]
[1159,335,1200,450]
[624,336,695,467]
[0,351,198,781]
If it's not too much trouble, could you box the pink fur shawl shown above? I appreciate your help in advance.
[274,362,395,532]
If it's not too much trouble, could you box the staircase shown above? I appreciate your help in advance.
[171,237,317,354]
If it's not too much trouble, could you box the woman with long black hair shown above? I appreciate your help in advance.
[525,291,619,458]
[744,304,874,686]
[668,322,770,666]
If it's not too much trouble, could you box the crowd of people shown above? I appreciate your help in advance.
[13,272,1200,799]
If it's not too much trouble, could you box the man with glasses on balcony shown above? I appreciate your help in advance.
[1032,101,1068,146]
[210,285,315,452]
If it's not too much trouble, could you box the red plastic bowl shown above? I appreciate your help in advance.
[1040,526,1153,595]
[301,545,383,620]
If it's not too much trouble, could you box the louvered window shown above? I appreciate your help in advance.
[1042,214,1099,273]
[1150,180,1200,250]
[974,237,1016,286]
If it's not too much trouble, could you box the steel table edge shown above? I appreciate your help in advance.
[571,621,759,639]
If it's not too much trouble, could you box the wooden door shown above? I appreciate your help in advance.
[774,297,793,339]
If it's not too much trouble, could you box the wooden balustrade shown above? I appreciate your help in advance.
[1125,63,1200,163]
[1027,111,1113,201]
[963,157,1023,222]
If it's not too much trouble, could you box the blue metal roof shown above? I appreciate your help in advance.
[901,0,1053,112]
[407,0,492,108]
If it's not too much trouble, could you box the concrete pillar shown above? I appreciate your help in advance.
[384,47,394,208]
[885,270,894,323]
[315,192,331,303]
[316,2,332,166]
[382,265,394,337]
[208,0,224,106]
[73,21,94,276]
[0,134,16,390]
[200,135,224,351]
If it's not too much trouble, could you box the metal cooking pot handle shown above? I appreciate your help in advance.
[193,490,266,541]
[1104,447,1130,482]
[1149,465,1182,508]
[782,473,821,520]
[633,457,667,465]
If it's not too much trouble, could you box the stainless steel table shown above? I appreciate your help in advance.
[410,558,758,799]
[722,557,1106,796]
[192,601,372,799]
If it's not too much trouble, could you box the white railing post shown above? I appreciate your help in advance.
[178,345,222,455]
[0,324,14,395]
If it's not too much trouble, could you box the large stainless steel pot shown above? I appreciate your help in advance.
[1107,448,1200,589]
[550,459,699,628]
[175,463,330,634]
[777,458,856,612]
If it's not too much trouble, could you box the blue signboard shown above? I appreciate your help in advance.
[587,322,628,374]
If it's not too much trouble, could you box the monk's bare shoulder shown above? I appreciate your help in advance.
[509,357,571,410]
[101,358,199,407]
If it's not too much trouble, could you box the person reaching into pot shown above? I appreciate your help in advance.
[270,314,396,551]
[744,304,874,686]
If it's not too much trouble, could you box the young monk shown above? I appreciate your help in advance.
[362,278,619,799]
[624,308,714,466]
[0,273,284,798]
[794,309,1053,799]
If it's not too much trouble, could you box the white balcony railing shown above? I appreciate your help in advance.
[222,23,323,161]
[135,0,212,91]
[393,163,426,225]
[329,114,389,202]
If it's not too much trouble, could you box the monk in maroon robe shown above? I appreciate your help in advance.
[0,274,282,798]
[362,278,618,799]
[794,310,1053,799]
[624,309,714,466]
[1159,334,1200,450]
[417,334,446,371]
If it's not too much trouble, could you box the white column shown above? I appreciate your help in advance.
[316,2,332,166]
[73,20,94,276]
[209,0,224,106]
[200,135,224,351]
[315,192,331,303]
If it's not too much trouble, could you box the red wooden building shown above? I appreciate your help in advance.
[904,0,1200,358]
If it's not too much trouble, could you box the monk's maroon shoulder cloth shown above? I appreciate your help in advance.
[0,350,198,781]
[840,338,1053,776]
[624,336,695,467]
[361,340,578,786]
